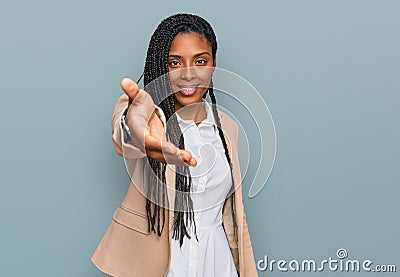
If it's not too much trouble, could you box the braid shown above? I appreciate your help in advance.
[142,13,238,247]
[208,82,238,243]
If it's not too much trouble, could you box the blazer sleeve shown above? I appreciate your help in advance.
[241,207,258,276]
[111,93,166,159]
[231,121,259,277]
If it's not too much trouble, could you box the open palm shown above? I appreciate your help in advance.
[120,78,197,166]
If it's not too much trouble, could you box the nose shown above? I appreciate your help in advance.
[179,66,196,81]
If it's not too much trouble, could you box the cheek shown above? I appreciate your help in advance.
[197,67,214,78]
[168,73,180,91]
[198,69,214,85]
[199,76,212,91]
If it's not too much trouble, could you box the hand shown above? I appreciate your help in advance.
[120,78,197,166]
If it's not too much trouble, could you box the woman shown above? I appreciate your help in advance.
[91,13,258,277]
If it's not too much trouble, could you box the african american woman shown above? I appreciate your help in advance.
[91,13,258,277]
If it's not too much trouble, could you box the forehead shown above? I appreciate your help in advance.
[169,32,211,55]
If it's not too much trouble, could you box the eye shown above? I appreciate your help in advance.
[168,60,180,67]
[196,59,208,65]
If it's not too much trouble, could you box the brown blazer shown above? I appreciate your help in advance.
[91,93,258,277]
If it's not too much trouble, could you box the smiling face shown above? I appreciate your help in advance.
[168,32,216,111]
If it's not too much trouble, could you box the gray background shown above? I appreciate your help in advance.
[0,0,399,276]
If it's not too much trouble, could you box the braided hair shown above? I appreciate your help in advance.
[142,13,238,247]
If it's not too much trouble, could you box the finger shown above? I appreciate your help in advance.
[162,146,197,166]
[179,149,197,167]
[145,136,178,155]
[158,134,197,166]
[148,149,197,167]
[145,138,197,166]
[120,77,139,102]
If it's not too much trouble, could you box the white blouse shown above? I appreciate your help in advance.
[166,99,238,277]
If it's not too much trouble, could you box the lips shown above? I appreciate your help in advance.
[177,85,199,96]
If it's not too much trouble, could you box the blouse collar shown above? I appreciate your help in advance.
[175,99,217,131]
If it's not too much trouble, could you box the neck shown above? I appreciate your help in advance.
[175,100,207,125]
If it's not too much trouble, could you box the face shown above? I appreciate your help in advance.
[168,32,216,111]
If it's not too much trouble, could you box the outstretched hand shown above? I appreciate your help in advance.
[120,78,197,167]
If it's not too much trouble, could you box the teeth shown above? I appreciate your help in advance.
[182,87,195,91]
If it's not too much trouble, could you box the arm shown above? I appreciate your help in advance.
[241,206,258,276]
[231,121,258,276]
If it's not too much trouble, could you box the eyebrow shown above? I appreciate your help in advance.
[168,52,211,59]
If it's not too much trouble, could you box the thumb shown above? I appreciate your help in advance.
[120,78,139,102]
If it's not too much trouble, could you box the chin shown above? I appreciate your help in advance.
[174,95,202,107]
